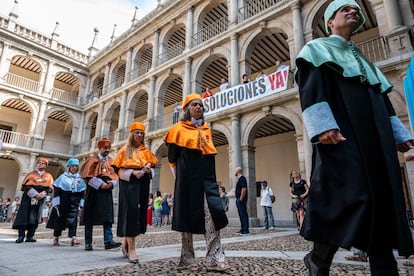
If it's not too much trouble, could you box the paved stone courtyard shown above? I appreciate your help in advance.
[1,223,414,275]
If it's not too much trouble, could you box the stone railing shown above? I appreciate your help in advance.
[356,36,389,63]
[0,129,34,148]
[238,0,285,23]
[192,16,228,47]
[50,88,79,105]
[3,72,40,93]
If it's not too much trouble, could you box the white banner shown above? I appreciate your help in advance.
[203,66,290,115]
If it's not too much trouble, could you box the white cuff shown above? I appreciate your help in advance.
[119,169,133,181]
[88,177,104,190]
[27,188,39,198]
[51,196,60,207]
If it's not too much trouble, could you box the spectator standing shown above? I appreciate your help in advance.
[219,186,229,212]
[4,198,11,222]
[10,197,20,223]
[260,180,275,230]
[41,198,51,224]
[288,170,309,230]
[219,78,228,91]
[161,192,170,226]
[153,191,162,227]
[47,157,86,246]
[13,157,54,243]
[295,0,414,274]
[235,167,249,235]
[167,193,174,224]
[147,193,154,226]
[80,138,121,251]
[112,121,158,264]
[164,93,228,272]
[0,198,4,222]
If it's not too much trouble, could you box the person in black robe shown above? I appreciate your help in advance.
[295,1,414,275]
[112,122,158,264]
[13,157,54,243]
[47,158,86,246]
[80,138,121,251]
[164,93,228,272]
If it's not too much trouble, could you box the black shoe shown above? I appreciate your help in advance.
[25,238,36,242]
[304,253,329,276]
[85,244,93,251]
[240,231,250,236]
[104,240,122,250]
[235,230,241,234]
[15,237,24,243]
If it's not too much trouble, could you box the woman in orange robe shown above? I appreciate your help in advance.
[112,122,158,264]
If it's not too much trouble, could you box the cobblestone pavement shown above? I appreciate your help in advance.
[2,223,414,275]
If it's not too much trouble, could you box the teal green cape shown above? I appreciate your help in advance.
[296,36,392,93]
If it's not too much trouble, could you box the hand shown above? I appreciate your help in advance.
[406,153,414,161]
[397,140,414,153]
[134,170,144,179]
[318,130,346,144]
[54,205,60,209]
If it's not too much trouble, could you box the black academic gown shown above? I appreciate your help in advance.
[296,61,414,257]
[168,144,228,234]
[116,173,151,237]
[80,176,114,226]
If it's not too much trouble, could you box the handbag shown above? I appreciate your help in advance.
[270,195,275,203]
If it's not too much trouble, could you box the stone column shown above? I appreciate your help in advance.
[302,126,312,182]
[147,75,156,130]
[118,89,128,130]
[291,1,304,55]
[152,29,160,69]
[42,61,54,94]
[230,114,242,190]
[230,34,239,86]
[241,144,259,227]
[35,100,48,137]
[183,57,192,96]
[0,42,10,81]
[185,6,194,50]
[125,47,133,82]
[229,0,238,27]
[383,0,404,31]
[95,102,105,137]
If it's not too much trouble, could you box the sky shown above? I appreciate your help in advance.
[1,0,158,53]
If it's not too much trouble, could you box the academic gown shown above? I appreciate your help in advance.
[165,121,228,234]
[80,156,118,226]
[112,145,158,237]
[295,59,414,257]
[47,172,86,231]
[13,171,54,229]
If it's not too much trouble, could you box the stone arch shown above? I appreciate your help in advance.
[241,106,302,146]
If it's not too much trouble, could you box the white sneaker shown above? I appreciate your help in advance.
[269,226,275,230]
[261,226,268,230]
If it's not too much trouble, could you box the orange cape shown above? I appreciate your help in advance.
[164,121,217,155]
[22,171,54,190]
[112,144,158,169]
[80,155,119,180]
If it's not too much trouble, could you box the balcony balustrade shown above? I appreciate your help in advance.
[50,88,79,105]
[3,72,40,93]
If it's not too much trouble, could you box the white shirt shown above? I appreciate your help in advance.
[260,186,274,207]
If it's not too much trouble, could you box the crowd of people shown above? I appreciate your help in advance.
[5,0,414,274]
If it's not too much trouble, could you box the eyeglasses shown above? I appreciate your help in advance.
[133,131,144,136]
[190,102,203,108]
[37,162,46,165]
